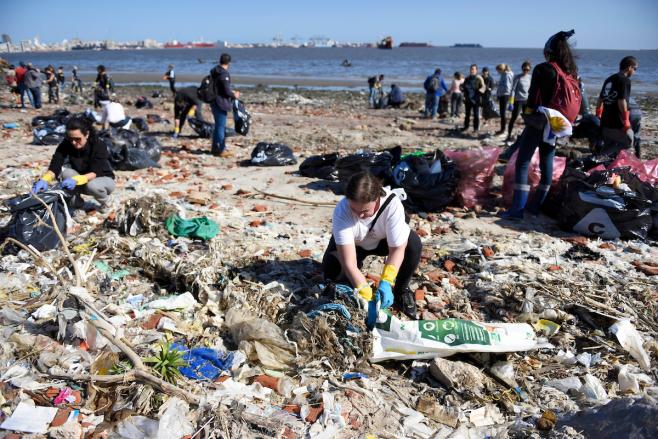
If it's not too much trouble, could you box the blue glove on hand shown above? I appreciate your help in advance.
[507,104,513,112]
[32,179,49,193]
[61,178,77,190]
[377,280,394,309]
[366,291,380,330]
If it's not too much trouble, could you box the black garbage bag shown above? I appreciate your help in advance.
[571,113,600,140]
[552,168,654,240]
[100,129,161,171]
[131,117,149,132]
[250,142,297,166]
[233,100,252,136]
[31,109,71,128]
[335,149,397,186]
[110,128,140,148]
[299,153,339,180]
[482,98,500,119]
[135,96,153,109]
[568,154,614,172]
[188,117,214,138]
[110,144,160,171]
[33,126,65,145]
[0,190,70,254]
[393,150,460,212]
[146,114,162,124]
[139,136,162,163]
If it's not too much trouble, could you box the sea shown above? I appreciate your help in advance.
[4,47,657,94]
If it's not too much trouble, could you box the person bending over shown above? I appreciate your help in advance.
[173,86,204,138]
[100,99,131,130]
[32,117,115,214]
[322,171,422,319]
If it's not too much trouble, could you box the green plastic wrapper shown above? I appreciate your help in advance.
[165,214,219,240]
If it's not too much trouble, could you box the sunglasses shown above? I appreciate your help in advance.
[67,136,85,144]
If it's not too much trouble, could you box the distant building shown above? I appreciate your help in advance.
[1,34,11,44]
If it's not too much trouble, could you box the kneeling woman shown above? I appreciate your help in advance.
[322,171,422,318]
[32,117,115,213]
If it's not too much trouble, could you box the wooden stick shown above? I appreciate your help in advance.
[0,237,67,285]
[253,188,335,207]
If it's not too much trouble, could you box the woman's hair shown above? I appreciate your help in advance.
[521,61,532,72]
[97,64,106,73]
[619,56,637,71]
[546,39,578,77]
[454,71,463,79]
[65,116,97,140]
[345,171,384,203]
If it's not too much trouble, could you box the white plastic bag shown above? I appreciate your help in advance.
[610,319,651,371]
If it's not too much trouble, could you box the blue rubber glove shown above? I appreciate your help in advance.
[61,178,77,190]
[377,280,394,309]
[366,291,380,330]
[32,179,50,193]
[507,104,513,112]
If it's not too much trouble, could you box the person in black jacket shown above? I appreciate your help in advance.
[209,53,240,157]
[172,86,204,138]
[94,65,111,108]
[500,30,578,219]
[31,117,115,214]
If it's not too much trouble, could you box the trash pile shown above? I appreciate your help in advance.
[99,128,162,171]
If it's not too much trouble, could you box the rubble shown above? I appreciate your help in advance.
[0,85,656,438]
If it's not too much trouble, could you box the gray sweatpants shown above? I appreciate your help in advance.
[61,168,115,205]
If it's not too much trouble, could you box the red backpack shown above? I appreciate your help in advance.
[545,62,582,123]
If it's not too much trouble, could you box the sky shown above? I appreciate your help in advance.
[2,0,657,50]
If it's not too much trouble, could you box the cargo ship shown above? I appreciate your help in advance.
[377,36,393,49]
[399,42,431,48]
[164,41,184,48]
[451,43,483,48]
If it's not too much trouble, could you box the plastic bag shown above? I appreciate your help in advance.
[371,312,537,362]
[394,150,459,212]
[134,96,153,109]
[0,190,70,254]
[233,100,252,136]
[554,169,653,240]
[31,109,71,128]
[165,214,219,240]
[225,308,295,370]
[571,113,600,141]
[502,149,566,207]
[444,147,500,208]
[610,319,651,371]
[131,117,149,132]
[187,117,213,138]
[172,343,235,380]
[335,147,400,186]
[607,149,658,185]
[101,129,161,171]
[482,98,500,120]
[298,153,339,181]
[250,142,297,166]
[32,126,65,145]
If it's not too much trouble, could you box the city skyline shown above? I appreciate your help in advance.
[2,0,658,50]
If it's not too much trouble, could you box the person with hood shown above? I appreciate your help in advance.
[23,65,43,109]
[209,53,240,157]
[423,68,449,119]
[500,30,580,219]
[31,116,115,214]
[461,64,486,132]
[495,64,514,135]
[94,65,111,108]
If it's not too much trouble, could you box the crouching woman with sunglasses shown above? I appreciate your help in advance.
[31,117,115,214]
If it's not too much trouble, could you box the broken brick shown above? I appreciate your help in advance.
[252,204,268,212]
[305,404,324,423]
[443,260,456,273]
[298,249,312,258]
[482,246,495,258]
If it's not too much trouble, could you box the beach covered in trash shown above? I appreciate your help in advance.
[0,84,657,438]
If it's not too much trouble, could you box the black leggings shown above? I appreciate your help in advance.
[498,95,509,132]
[321,230,422,296]
[508,100,526,137]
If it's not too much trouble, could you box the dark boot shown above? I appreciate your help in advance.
[395,288,417,319]
[499,186,529,220]
[526,184,551,215]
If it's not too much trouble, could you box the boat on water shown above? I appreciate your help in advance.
[451,43,483,48]
[399,42,432,48]
[164,41,216,49]
[164,41,184,48]
[377,36,393,49]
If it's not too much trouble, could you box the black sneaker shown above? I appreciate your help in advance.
[396,288,417,319]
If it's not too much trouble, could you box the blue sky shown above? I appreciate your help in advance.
[2,0,657,49]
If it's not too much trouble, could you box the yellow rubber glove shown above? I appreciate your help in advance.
[41,173,55,184]
[72,175,88,186]
[380,264,398,285]
[356,282,373,301]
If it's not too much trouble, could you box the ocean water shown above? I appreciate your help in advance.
[4,47,657,93]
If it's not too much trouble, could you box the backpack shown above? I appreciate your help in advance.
[233,100,252,136]
[424,76,439,93]
[197,75,216,103]
[367,76,377,87]
[545,62,582,123]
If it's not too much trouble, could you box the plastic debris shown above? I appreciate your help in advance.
[610,319,652,371]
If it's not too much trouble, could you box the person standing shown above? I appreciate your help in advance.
[595,56,638,157]
[56,66,65,92]
[506,61,532,141]
[94,65,111,108]
[322,171,422,320]
[461,64,485,132]
[495,64,514,135]
[4,66,21,107]
[449,72,464,118]
[45,66,59,104]
[71,66,83,93]
[163,64,176,96]
[172,86,204,138]
[210,53,240,157]
[423,68,449,119]
[500,30,580,219]
[481,67,496,126]
[24,66,43,109]
[15,62,32,108]
[31,117,115,214]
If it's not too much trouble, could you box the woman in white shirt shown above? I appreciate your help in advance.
[322,171,422,319]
